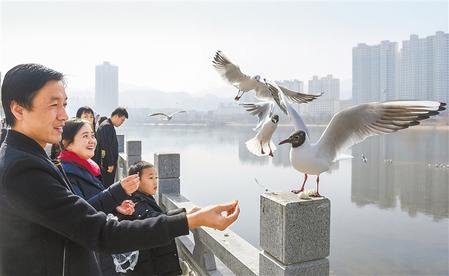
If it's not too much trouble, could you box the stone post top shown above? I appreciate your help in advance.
[261,192,329,206]
[154,152,180,156]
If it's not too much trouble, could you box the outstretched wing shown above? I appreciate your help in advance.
[240,102,274,131]
[170,110,187,117]
[278,85,323,104]
[280,91,310,137]
[149,112,169,119]
[266,83,287,115]
[212,51,259,92]
[315,101,446,161]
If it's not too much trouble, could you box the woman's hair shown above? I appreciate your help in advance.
[128,161,154,177]
[61,118,91,149]
[76,106,96,130]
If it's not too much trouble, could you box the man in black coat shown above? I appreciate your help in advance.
[0,64,240,276]
[94,107,127,188]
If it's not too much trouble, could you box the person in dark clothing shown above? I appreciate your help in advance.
[97,116,108,130]
[0,128,7,145]
[59,118,138,276]
[125,161,200,276]
[0,63,240,276]
[94,107,128,188]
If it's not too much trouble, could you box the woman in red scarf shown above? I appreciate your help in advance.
[59,118,138,276]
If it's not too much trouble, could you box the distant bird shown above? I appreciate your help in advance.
[212,50,322,111]
[361,153,368,164]
[279,98,446,196]
[148,110,187,121]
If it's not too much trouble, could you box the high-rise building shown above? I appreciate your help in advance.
[398,31,448,103]
[352,41,398,104]
[276,79,304,92]
[95,61,119,116]
[302,74,340,121]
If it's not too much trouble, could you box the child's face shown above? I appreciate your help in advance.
[139,167,158,195]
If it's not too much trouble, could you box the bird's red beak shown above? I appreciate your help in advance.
[279,138,290,145]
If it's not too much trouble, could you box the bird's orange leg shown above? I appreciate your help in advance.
[292,174,308,194]
[310,175,322,197]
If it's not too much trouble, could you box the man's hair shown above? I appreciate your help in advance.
[111,107,128,119]
[128,161,154,177]
[1,64,64,126]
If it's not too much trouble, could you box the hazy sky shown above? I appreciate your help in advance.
[1,0,448,96]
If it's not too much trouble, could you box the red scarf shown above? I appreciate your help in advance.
[58,150,101,177]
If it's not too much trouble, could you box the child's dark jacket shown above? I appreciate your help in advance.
[126,192,185,276]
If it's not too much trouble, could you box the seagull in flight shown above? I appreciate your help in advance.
[148,110,187,121]
[245,107,279,157]
[212,50,322,111]
[278,98,446,197]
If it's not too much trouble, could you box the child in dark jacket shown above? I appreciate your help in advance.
[126,161,198,276]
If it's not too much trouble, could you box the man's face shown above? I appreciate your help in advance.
[112,115,126,127]
[13,80,68,148]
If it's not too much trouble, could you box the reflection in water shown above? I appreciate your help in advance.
[122,124,448,275]
[352,129,449,220]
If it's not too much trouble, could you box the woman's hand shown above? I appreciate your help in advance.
[120,174,140,195]
[116,200,135,216]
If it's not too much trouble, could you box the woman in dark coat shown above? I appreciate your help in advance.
[58,118,138,276]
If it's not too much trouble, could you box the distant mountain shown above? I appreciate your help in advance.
[120,88,234,111]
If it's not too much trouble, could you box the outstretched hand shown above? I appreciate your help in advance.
[187,200,240,231]
[116,200,135,216]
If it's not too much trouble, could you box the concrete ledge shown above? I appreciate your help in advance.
[260,251,329,276]
[162,193,259,276]
[157,179,180,203]
[126,140,142,156]
[126,155,142,167]
[154,153,180,178]
[117,134,125,153]
[260,192,330,264]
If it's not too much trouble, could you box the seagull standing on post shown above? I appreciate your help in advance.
[278,96,446,197]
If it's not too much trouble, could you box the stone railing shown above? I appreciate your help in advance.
[117,136,331,276]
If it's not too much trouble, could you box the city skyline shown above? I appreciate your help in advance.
[1,1,447,99]
[353,31,448,105]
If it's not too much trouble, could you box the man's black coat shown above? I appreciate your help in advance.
[0,130,189,276]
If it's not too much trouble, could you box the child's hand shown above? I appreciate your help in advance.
[116,200,135,216]
[120,174,140,195]
[187,206,201,214]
